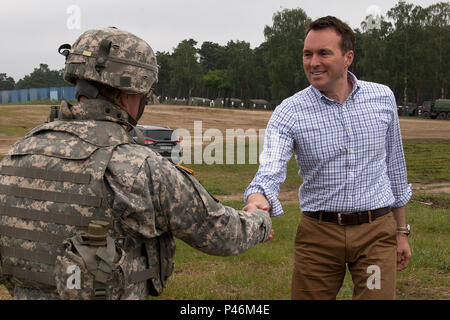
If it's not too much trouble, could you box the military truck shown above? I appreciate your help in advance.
[398,102,418,116]
[419,99,450,120]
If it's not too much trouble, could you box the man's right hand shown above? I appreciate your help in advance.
[243,193,273,241]
[243,193,270,212]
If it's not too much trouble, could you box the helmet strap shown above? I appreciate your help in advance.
[134,96,147,124]
[75,80,100,100]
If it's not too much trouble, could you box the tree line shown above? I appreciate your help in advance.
[1,1,448,106]
[0,64,67,90]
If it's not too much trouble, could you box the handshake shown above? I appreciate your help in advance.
[243,193,274,242]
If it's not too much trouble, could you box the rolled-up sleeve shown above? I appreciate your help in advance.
[244,103,296,217]
[385,92,412,207]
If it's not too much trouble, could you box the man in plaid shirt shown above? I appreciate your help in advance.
[244,16,412,300]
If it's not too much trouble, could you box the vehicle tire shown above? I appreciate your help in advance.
[446,113,450,120]
[437,112,447,120]
[422,112,430,119]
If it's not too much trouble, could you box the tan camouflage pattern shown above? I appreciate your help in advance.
[0,99,272,300]
[63,27,158,94]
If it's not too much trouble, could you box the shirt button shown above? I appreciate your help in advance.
[349,148,355,153]
[349,172,354,177]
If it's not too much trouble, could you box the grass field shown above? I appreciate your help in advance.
[0,105,448,300]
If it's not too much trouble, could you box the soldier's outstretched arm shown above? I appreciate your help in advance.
[146,157,272,256]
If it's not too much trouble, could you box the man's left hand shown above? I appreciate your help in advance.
[396,234,412,270]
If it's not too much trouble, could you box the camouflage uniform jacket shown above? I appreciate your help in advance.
[0,98,272,300]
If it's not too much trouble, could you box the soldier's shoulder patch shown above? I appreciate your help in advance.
[175,164,195,176]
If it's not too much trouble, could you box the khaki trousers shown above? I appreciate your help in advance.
[291,212,397,300]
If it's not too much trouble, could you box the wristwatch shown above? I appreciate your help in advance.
[396,224,410,236]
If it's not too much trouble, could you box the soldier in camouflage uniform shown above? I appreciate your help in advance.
[0,27,272,300]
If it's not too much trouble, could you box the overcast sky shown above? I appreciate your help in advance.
[0,0,442,81]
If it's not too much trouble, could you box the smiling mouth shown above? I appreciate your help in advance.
[311,71,326,75]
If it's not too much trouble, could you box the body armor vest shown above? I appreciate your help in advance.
[0,100,174,299]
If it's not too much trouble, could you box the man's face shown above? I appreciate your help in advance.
[302,28,353,94]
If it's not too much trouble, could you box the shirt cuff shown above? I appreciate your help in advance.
[392,183,412,208]
[244,185,285,217]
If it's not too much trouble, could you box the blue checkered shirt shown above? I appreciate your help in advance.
[245,73,412,217]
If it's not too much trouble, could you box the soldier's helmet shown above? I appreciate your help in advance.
[58,27,158,95]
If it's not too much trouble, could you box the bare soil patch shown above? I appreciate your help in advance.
[141,104,271,133]
[1,104,449,154]
[142,105,450,140]
[413,182,450,194]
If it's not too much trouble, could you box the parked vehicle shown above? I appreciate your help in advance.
[398,102,418,116]
[130,125,181,164]
[419,99,450,120]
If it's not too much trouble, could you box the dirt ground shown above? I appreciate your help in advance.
[1,103,450,142]
[142,104,450,140]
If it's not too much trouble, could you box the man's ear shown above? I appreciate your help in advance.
[344,50,354,69]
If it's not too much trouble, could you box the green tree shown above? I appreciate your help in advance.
[253,43,271,100]
[15,64,68,89]
[359,16,393,86]
[386,0,424,104]
[263,8,311,103]
[0,73,15,90]
[424,2,450,99]
[198,41,227,71]
[203,69,231,98]
[351,29,364,77]
[154,51,173,100]
[383,1,450,103]
[169,39,203,101]
[224,40,258,101]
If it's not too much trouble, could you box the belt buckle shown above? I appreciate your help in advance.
[337,212,350,225]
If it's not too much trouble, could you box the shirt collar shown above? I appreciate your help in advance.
[309,71,361,103]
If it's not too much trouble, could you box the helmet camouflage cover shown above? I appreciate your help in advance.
[59,27,158,94]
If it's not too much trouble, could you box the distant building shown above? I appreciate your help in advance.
[248,99,270,109]
[189,97,211,106]
[214,97,243,108]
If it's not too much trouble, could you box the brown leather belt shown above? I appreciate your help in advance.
[302,207,391,226]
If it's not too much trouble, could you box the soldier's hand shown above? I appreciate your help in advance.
[266,229,275,242]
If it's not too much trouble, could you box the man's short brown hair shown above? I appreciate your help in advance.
[306,16,355,54]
